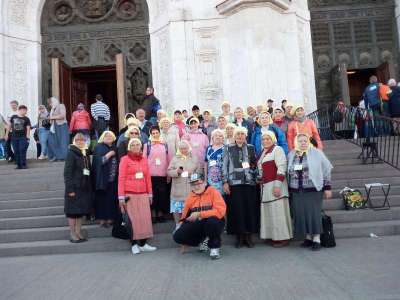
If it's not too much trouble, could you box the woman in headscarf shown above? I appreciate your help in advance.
[143,125,170,223]
[167,140,201,230]
[117,126,141,160]
[37,104,50,160]
[222,126,258,248]
[201,109,217,141]
[272,107,289,134]
[288,133,333,251]
[251,111,288,156]
[205,129,225,195]
[225,123,237,145]
[63,133,92,243]
[257,130,292,247]
[92,131,118,227]
[118,138,157,255]
[287,105,323,151]
[48,97,70,161]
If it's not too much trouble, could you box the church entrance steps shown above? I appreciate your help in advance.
[0,198,63,209]
[0,190,64,201]
[0,206,64,218]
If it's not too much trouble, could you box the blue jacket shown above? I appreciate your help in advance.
[363,83,381,109]
[251,124,288,156]
[389,86,400,118]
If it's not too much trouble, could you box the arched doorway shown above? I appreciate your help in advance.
[40,0,152,130]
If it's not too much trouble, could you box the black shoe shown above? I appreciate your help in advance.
[15,166,22,170]
[311,242,321,251]
[157,216,167,223]
[235,235,244,249]
[7,158,14,163]
[244,234,255,248]
[21,166,27,169]
[300,239,313,248]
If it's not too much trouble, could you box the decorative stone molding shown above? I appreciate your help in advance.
[9,42,29,102]
[9,0,27,26]
[216,0,290,15]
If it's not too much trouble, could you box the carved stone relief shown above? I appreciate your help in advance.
[9,42,29,102]
[41,0,151,109]
[9,0,27,26]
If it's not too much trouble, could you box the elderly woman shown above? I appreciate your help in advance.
[288,133,333,251]
[251,111,288,156]
[205,129,225,195]
[222,127,258,248]
[157,109,167,124]
[257,131,292,247]
[233,107,253,143]
[117,117,148,147]
[143,125,170,223]
[272,107,289,134]
[118,138,157,255]
[183,117,209,166]
[64,133,92,243]
[48,97,69,161]
[201,109,217,140]
[159,117,180,163]
[37,104,50,160]
[92,131,118,227]
[287,105,323,151]
[220,101,234,123]
[167,140,201,229]
[225,123,237,145]
[117,126,141,160]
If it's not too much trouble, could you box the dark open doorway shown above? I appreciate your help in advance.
[72,66,119,133]
[347,68,376,106]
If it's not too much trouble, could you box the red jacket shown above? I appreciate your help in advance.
[118,154,152,197]
[69,110,92,132]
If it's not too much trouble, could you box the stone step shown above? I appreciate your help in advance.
[0,222,175,244]
[0,170,62,180]
[334,220,400,238]
[0,198,63,210]
[323,194,400,210]
[331,163,395,174]
[331,169,399,180]
[0,183,64,193]
[332,177,400,189]
[0,190,64,201]
[0,206,64,218]
[0,166,63,176]
[327,207,400,223]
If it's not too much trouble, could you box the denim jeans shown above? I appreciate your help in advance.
[0,139,5,158]
[38,127,49,156]
[11,137,29,168]
[48,123,69,160]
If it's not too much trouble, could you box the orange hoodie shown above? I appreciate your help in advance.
[181,186,226,221]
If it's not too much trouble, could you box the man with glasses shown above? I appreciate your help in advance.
[173,173,226,260]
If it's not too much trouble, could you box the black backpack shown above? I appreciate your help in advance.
[320,211,336,248]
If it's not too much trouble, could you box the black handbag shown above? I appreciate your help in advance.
[111,212,132,240]
[320,211,336,248]
[42,119,51,129]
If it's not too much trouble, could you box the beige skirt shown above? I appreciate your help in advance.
[126,193,154,241]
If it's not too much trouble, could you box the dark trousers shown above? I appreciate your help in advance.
[5,133,14,160]
[132,239,147,246]
[11,137,29,168]
[173,217,225,249]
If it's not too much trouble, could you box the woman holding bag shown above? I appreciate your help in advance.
[118,138,157,255]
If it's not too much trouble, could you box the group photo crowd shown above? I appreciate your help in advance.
[1,74,399,260]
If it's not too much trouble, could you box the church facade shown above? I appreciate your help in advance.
[0,0,399,124]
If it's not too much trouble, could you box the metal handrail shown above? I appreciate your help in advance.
[307,104,400,170]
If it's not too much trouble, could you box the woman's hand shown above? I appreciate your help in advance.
[167,176,172,184]
[223,183,231,195]
[324,190,332,199]
[186,212,200,222]
[273,187,281,198]
[149,196,153,205]
[68,192,76,197]
[119,200,127,213]
[105,151,116,159]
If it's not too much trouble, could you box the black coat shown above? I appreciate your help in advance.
[64,145,93,215]
[389,86,400,118]
[92,143,118,191]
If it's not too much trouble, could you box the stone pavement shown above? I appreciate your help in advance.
[1,236,399,300]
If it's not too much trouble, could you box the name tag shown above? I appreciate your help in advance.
[242,162,250,169]
[294,164,303,171]
[192,142,199,148]
[83,168,90,176]
[135,172,144,179]
[209,160,217,167]
[155,158,161,166]
[181,171,189,178]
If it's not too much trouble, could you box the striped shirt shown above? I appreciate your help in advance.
[91,101,110,121]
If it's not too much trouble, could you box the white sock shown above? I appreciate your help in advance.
[306,234,312,241]
[313,234,320,243]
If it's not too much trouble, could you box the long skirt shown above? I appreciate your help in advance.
[291,191,323,236]
[126,193,153,240]
[95,181,118,221]
[48,123,69,160]
[151,176,169,214]
[260,182,293,240]
[226,185,259,235]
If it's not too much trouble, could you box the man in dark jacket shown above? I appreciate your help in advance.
[141,87,161,125]
[363,75,381,114]
[388,79,400,134]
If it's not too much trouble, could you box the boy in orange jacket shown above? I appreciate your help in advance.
[173,173,226,259]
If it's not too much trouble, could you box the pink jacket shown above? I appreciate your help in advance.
[143,142,169,177]
[118,155,152,197]
[69,110,92,131]
[183,130,209,165]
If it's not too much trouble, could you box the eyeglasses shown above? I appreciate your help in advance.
[130,132,139,135]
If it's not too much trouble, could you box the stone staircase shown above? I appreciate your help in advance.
[0,140,399,257]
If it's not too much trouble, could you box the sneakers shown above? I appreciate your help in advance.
[131,244,141,255]
[199,238,209,252]
[210,248,221,260]
[139,244,157,252]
